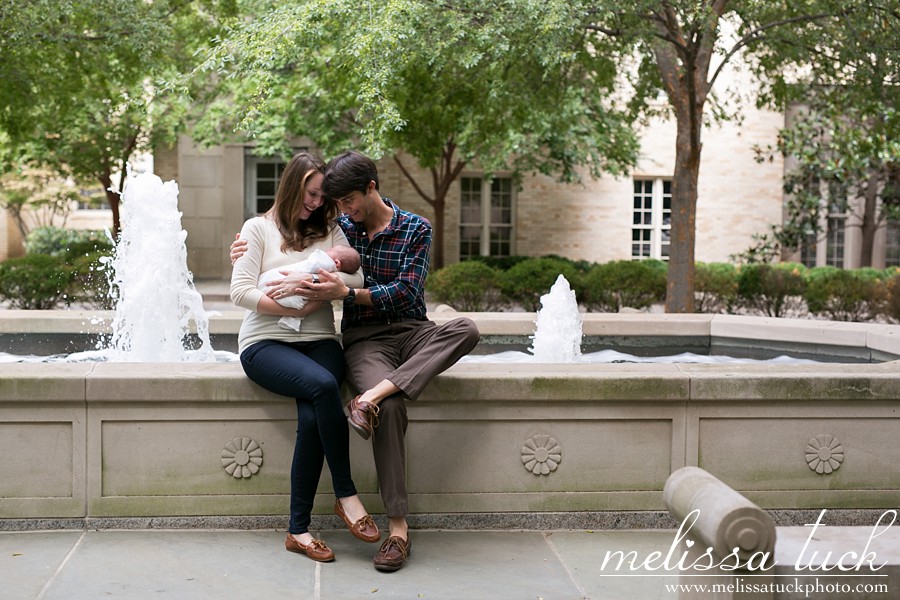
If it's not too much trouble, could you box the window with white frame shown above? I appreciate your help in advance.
[459,176,514,260]
[799,233,818,268]
[825,217,845,267]
[885,221,900,267]
[631,178,671,260]
[74,188,106,211]
[825,182,848,268]
[244,148,308,220]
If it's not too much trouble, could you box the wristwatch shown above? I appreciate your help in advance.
[343,287,356,307]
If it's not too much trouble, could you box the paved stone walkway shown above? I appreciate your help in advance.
[1,529,679,600]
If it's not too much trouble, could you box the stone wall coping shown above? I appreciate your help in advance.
[868,324,900,355]
[709,314,875,347]
[2,359,897,403]
[4,310,897,348]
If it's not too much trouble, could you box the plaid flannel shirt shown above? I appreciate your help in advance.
[339,198,431,329]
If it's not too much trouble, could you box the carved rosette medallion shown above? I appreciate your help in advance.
[805,434,844,474]
[521,435,561,476]
[222,437,263,478]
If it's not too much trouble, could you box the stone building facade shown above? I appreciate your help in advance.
[4,102,897,276]
[151,104,794,281]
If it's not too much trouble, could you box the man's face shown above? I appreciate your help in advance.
[336,186,371,223]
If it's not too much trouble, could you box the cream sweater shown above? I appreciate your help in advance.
[230,216,363,353]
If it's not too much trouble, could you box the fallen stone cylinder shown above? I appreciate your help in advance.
[664,466,776,561]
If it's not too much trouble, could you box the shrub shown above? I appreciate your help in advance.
[25,226,112,257]
[736,262,808,317]
[427,261,505,312]
[498,257,581,311]
[469,255,530,271]
[540,254,594,274]
[0,254,75,309]
[883,271,900,323]
[805,267,886,322]
[581,260,667,312]
[695,262,739,314]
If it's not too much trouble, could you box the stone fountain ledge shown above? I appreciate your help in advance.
[2,309,899,359]
[1,310,899,529]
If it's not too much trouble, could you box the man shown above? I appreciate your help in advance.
[233,151,479,571]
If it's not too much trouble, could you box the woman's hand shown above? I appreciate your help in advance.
[263,270,314,300]
[266,270,349,302]
[230,233,248,265]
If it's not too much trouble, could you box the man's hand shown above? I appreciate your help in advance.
[230,233,248,265]
[295,270,349,301]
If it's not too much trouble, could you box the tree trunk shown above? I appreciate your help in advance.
[647,2,724,313]
[431,194,446,268]
[858,169,880,267]
[666,104,702,313]
[394,143,465,270]
[99,171,121,238]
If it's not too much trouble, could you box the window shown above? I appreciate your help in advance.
[244,148,307,220]
[799,233,818,268]
[459,176,514,260]
[631,178,671,260]
[825,187,847,268]
[885,221,900,267]
[825,217,845,267]
[74,190,106,211]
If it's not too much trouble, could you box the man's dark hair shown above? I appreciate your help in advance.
[323,151,379,201]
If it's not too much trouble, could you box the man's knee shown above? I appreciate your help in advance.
[378,394,406,416]
[450,317,480,350]
[377,395,408,429]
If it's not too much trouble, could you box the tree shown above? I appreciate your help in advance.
[0,163,80,240]
[191,0,898,298]
[189,0,639,268]
[0,0,237,235]
[740,3,900,266]
[577,1,888,312]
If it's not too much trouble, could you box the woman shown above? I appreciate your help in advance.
[230,152,379,562]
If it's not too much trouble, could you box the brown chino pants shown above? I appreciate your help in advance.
[341,317,479,517]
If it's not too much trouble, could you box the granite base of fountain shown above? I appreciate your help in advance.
[1,309,899,530]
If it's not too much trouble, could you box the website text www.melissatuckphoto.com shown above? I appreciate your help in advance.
[664,577,890,598]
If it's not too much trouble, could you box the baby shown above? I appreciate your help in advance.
[258,245,361,332]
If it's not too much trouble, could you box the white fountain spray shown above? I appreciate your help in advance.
[104,173,215,362]
[528,274,583,363]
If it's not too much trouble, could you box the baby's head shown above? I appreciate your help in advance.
[327,245,361,273]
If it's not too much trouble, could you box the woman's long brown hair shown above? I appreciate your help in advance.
[269,152,338,252]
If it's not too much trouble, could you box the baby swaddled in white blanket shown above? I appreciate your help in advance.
[258,246,360,331]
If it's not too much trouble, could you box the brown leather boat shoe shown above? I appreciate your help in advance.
[346,395,379,440]
[284,533,335,562]
[373,535,411,572]
[334,498,380,543]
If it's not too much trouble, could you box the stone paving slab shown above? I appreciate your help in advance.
[7,527,898,599]
[0,529,681,600]
[548,531,679,600]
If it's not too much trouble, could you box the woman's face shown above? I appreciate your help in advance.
[296,172,325,221]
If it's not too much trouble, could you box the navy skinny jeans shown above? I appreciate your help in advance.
[240,338,357,534]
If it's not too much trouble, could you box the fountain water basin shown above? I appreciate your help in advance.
[4,171,898,529]
[1,308,898,527]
